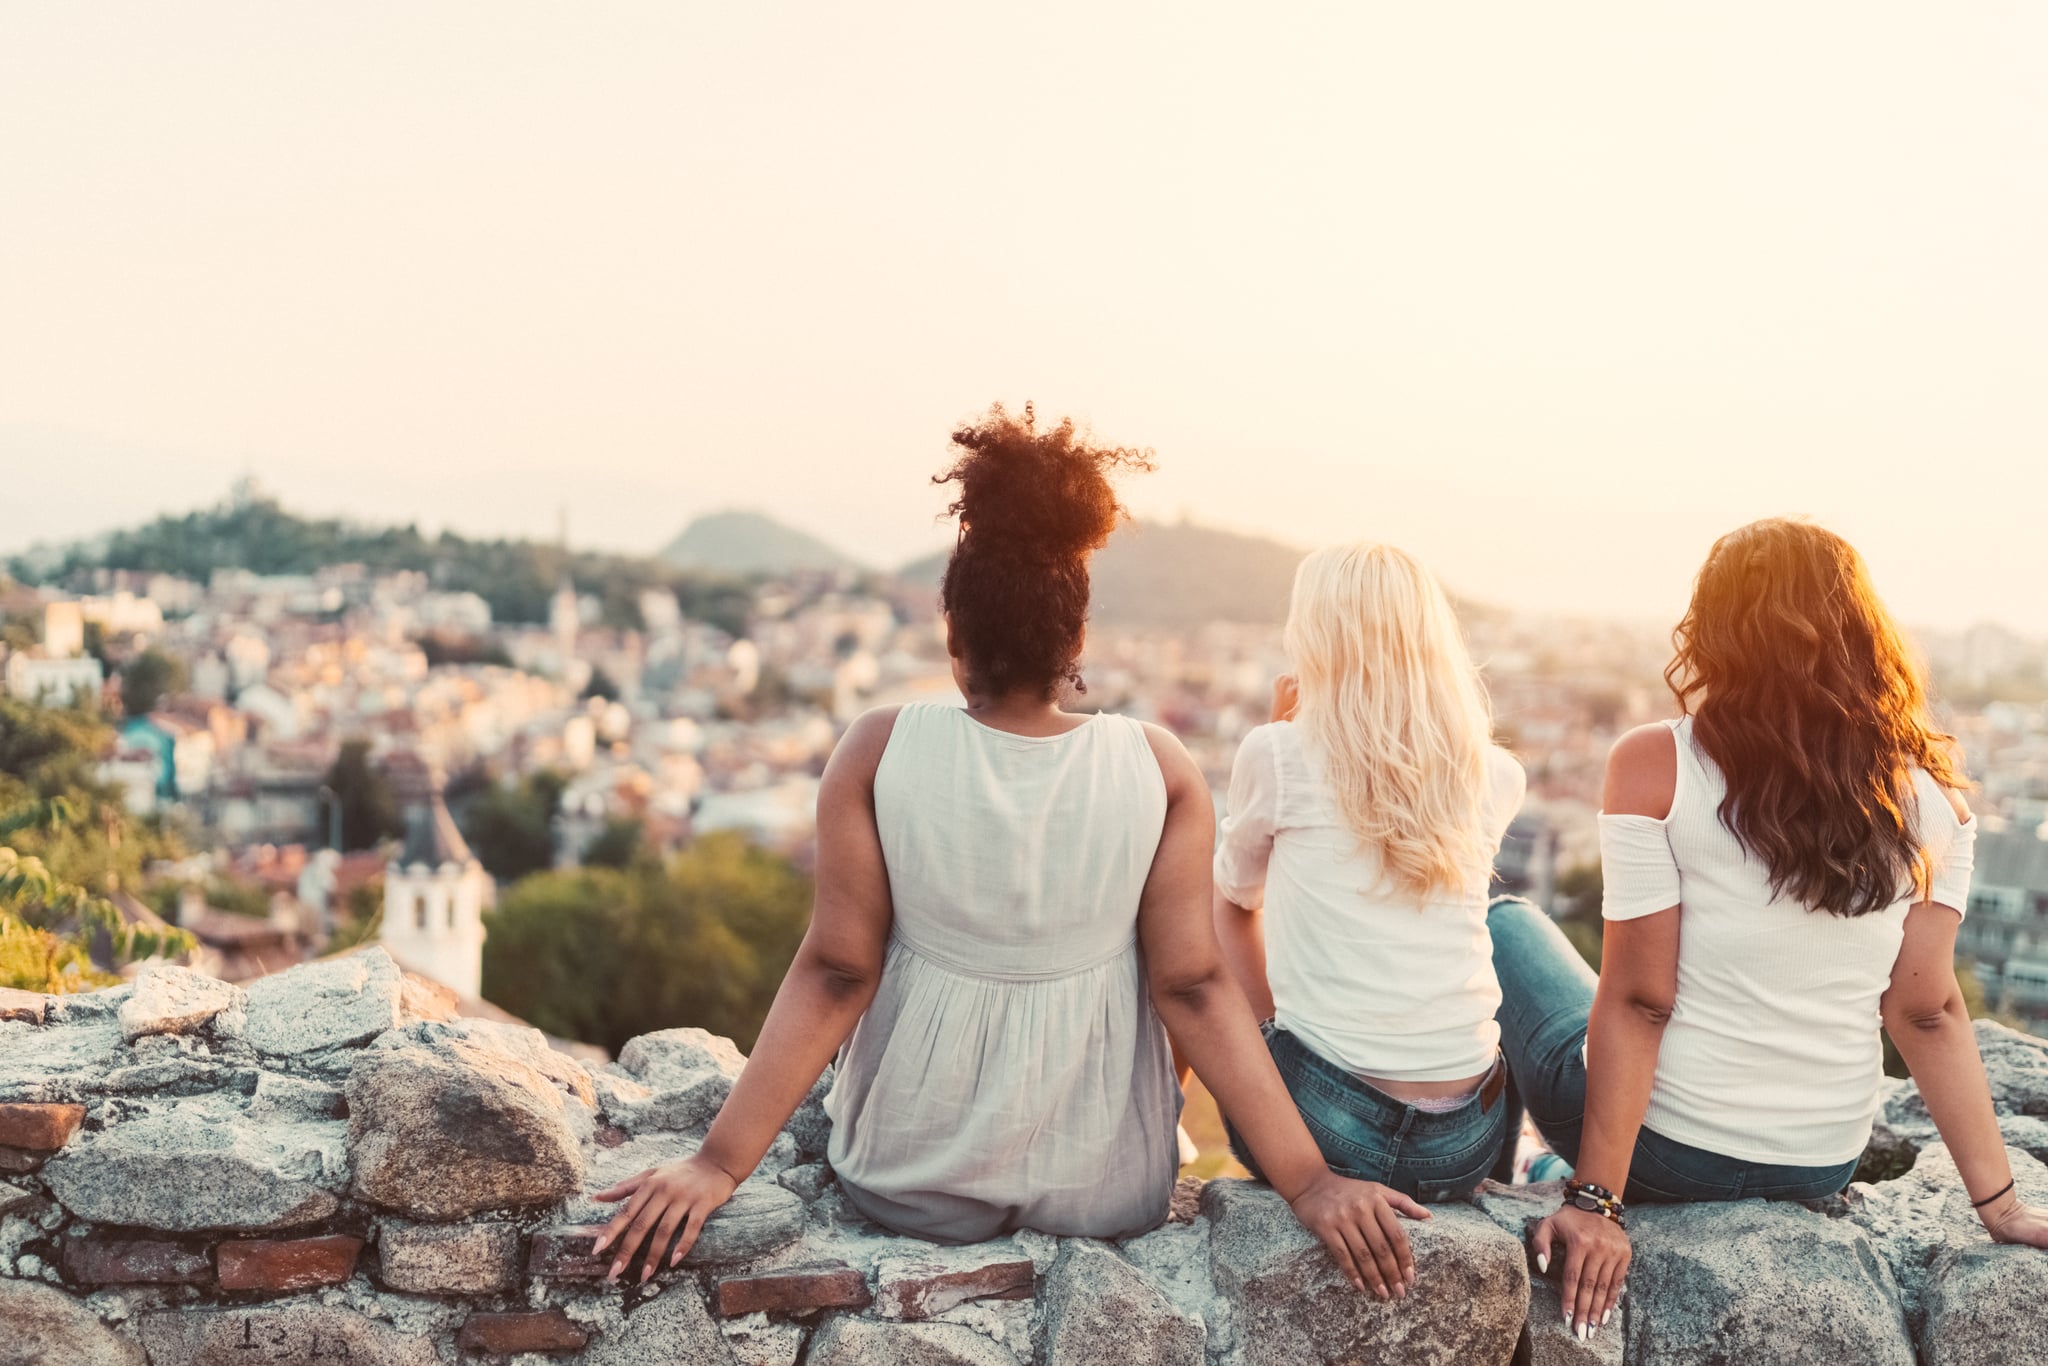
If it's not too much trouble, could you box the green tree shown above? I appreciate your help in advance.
[482,831,812,1054]
[462,770,566,882]
[0,797,194,992]
[580,817,644,870]
[324,739,402,852]
[120,647,187,717]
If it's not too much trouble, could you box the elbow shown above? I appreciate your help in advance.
[1151,964,1228,1018]
[1888,993,1967,1036]
[799,947,882,1006]
[1627,995,1675,1028]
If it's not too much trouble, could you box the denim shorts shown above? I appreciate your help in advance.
[1226,1021,1509,1203]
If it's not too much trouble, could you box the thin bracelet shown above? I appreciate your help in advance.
[1971,1178,2016,1209]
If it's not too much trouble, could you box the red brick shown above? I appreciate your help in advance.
[0,1147,43,1175]
[873,1256,1037,1320]
[715,1261,872,1317]
[524,1224,608,1282]
[62,1235,212,1285]
[216,1234,363,1292]
[457,1309,590,1354]
[0,988,47,1024]
[0,1102,84,1152]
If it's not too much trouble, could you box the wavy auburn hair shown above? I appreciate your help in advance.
[1666,518,1965,918]
[1286,543,1497,901]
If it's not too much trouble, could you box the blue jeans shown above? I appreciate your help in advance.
[1486,895,1858,1203]
[1227,1020,1509,1203]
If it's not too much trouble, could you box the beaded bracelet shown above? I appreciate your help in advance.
[1562,1179,1627,1226]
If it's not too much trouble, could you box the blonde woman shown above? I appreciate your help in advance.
[1214,543,1526,1199]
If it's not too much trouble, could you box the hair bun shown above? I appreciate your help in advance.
[935,402,1154,562]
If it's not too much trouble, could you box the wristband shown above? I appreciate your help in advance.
[1971,1178,2016,1210]
[1562,1178,1626,1227]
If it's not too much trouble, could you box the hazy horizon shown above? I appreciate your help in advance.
[5,4,2045,632]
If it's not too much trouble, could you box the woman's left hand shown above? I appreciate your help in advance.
[1983,1195,2048,1248]
[590,1154,739,1282]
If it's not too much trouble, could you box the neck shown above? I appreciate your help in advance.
[963,689,1063,724]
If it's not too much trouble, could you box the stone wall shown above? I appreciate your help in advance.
[2,947,2045,1365]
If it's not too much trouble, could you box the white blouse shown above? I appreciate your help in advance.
[1600,715,1977,1165]
[1215,722,1527,1082]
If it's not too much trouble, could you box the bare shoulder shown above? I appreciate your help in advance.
[1137,720,1206,798]
[824,706,906,784]
[1603,722,1678,820]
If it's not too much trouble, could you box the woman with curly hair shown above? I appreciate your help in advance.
[1491,518,2048,1344]
[590,404,1432,1299]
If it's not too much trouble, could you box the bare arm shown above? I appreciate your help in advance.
[1137,723,1431,1301]
[1534,724,1678,1337]
[593,706,900,1279]
[1212,890,1275,1023]
[1883,827,2048,1246]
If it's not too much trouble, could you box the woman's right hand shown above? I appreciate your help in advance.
[1982,1195,2048,1247]
[1531,1205,1630,1338]
[1286,1171,1432,1300]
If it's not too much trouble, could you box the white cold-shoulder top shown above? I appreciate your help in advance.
[823,702,1180,1242]
[1599,714,1977,1165]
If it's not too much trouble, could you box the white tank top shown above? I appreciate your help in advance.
[1600,715,1976,1165]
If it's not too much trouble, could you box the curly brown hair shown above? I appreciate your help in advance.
[1665,518,1966,918]
[932,402,1154,699]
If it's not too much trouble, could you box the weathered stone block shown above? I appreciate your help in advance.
[347,1024,584,1220]
[807,1316,1021,1366]
[215,1234,363,1292]
[375,1217,522,1294]
[138,1304,443,1366]
[39,1102,347,1233]
[0,1100,84,1150]
[874,1245,1036,1320]
[0,1178,33,1216]
[243,948,404,1056]
[1625,1199,1912,1366]
[578,1284,735,1365]
[1039,1238,1205,1366]
[117,964,246,1042]
[0,1145,44,1174]
[60,1233,213,1285]
[722,1315,808,1366]
[0,1278,143,1366]
[1470,1181,1622,1366]
[776,1161,835,1202]
[608,1027,745,1135]
[715,1260,872,1316]
[457,1309,590,1354]
[0,987,48,1025]
[1202,1178,1526,1366]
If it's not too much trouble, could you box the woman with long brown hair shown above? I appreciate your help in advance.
[1489,518,2048,1343]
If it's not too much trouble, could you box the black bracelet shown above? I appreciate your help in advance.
[1971,1178,2016,1209]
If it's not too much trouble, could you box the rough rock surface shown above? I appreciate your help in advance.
[116,965,246,1043]
[1624,1198,1912,1366]
[346,1022,585,1218]
[1202,1179,1526,1365]
[11,966,2048,1365]
[0,1278,143,1366]
[809,1315,1022,1366]
[39,1101,346,1232]
[1039,1238,1204,1366]
[242,949,404,1056]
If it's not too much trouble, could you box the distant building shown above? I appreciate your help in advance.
[380,761,494,999]
[5,652,104,706]
[1958,829,2048,1028]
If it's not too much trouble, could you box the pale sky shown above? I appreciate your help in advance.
[3,4,2045,632]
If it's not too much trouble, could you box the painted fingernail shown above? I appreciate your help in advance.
[1535,1253,1549,1274]
[1578,1322,1590,1341]
[608,1260,623,1281]
[1603,1308,1612,1326]
[670,1249,684,1267]
[1562,1308,1572,1326]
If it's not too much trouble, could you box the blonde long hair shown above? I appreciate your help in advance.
[1285,543,1497,901]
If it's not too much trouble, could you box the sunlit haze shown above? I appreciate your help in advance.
[4,4,2045,631]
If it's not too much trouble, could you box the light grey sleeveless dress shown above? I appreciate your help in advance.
[823,702,1181,1242]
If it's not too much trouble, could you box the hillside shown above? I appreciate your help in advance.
[660,511,863,577]
[901,519,1306,628]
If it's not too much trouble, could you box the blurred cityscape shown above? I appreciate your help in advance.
[7,485,2048,1046]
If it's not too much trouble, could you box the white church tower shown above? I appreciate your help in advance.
[380,760,493,1000]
